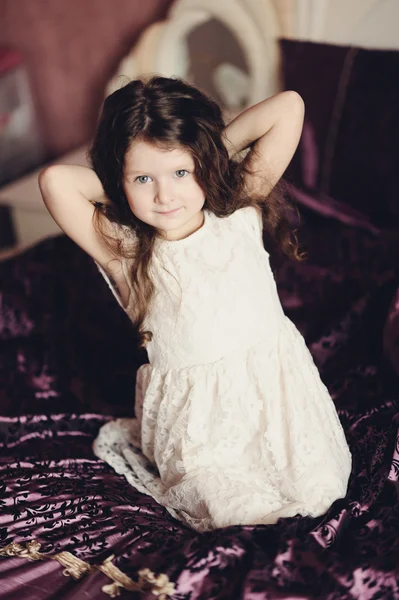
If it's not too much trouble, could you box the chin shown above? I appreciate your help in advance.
[159,222,186,232]
[156,212,189,226]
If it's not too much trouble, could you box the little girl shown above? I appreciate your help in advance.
[39,75,351,532]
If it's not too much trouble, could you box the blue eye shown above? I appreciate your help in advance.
[135,170,189,184]
[135,175,151,184]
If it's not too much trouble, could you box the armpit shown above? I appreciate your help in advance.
[94,260,131,310]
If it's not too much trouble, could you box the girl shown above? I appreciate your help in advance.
[39,75,351,532]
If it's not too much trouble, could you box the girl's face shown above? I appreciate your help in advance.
[123,140,206,240]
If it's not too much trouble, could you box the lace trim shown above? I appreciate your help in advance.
[0,539,175,599]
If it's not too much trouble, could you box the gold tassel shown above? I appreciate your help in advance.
[53,550,92,580]
[0,540,43,561]
[0,540,176,598]
[98,555,175,599]
[101,582,122,598]
[138,568,176,598]
[0,540,92,580]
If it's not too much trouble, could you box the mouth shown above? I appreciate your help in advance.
[157,207,181,216]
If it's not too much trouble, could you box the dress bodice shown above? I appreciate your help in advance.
[116,207,285,370]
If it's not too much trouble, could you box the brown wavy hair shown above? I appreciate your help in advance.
[88,74,304,349]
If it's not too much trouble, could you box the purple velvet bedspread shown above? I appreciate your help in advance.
[0,211,398,599]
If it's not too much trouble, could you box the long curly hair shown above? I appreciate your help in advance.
[88,74,303,349]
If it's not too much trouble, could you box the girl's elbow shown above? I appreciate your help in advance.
[286,91,305,117]
[38,167,51,197]
[283,92,305,132]
[38,166,57,189]
[38,166,62,206]
[283,89,304,103]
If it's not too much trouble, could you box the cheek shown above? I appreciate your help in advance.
[125,188,148,212]
[193,184,206,205]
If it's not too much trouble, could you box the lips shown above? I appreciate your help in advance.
[158,208,181,215]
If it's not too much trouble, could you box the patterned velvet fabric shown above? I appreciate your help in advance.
[1,208,398,598]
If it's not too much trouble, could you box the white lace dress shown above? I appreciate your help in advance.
[93,206,352,532]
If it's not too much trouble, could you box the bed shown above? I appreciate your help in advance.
[1,1,399,598]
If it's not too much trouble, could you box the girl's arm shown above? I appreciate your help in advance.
[222,91,305,196]
[39,164,120,271]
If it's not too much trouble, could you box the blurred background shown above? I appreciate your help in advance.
[0,0,398,256]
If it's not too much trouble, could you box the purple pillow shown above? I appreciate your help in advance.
[280,38,399,229]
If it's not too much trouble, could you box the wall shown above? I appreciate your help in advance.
[0,0,174,160]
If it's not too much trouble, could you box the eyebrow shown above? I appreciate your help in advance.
[126,164,193,176]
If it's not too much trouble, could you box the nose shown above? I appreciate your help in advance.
[155,179,174,206]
